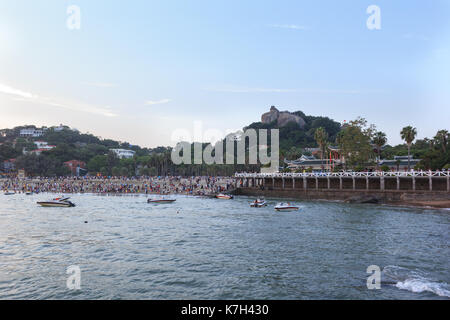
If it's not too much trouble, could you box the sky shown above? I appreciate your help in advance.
[0,0,449,147]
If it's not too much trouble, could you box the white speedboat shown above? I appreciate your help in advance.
[4,191,15,195]
[274,202,299,212]
[37,197,76,207]
[216,193,233,200]
[147,198,176,203]
[250,198,267,207]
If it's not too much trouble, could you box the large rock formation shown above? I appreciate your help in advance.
[261,106,305,128]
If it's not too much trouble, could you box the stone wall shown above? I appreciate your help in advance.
[235,187,450,203]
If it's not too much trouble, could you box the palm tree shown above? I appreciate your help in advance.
[372,131,387,167]
[434,130,449,153]
[314,127,328,161]
[400,126,417,170]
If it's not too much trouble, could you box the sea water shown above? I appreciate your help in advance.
[0,193,448,299]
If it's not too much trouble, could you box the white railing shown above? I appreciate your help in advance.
[235,171,450,178]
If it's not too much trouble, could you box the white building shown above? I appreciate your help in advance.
[20,128,44,137]
[53,125,66,132]
[34,141,56,151]
[110,149,136,159]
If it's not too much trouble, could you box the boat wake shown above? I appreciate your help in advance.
[383,265,450,298]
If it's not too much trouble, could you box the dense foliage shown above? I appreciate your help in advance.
[0,112,448,176]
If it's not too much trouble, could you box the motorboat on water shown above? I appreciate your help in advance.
[216,193,233,200]
[274,202,300,212]
[250,198,267,207]
[4,191,15,195]
[147,198,176,203]
[37,197,76,207]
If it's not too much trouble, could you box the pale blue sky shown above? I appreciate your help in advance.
[0,0,449,147]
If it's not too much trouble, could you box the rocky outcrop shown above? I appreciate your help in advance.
[261,106,305,128]
[261,106,280,124]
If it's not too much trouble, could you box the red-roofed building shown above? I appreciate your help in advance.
[64,160,86,176]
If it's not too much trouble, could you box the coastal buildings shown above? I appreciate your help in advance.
[64,160,86,176]
[285,147,344,171]
[28,149,47,156]
[52,124,74,132]
[379,156,421,171]
[24,142,56,156]
[110,148,136,159]
[1,159,16,173]
[285,157,340,171]
[33,141,56,151]
[285,153,421,172]
[19,128,45,137]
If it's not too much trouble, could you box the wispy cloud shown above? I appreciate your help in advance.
[0,82,118,117]
[269,24,309,30]
[145,99,172,105]
[208,87,298,93]
[403,33,430,41]
[0,83,34,99]
[82,82,118,88]
[206,86,385,95]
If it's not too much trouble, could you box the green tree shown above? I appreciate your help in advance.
[106,151,120,174]
[0,143,21,162]
[400,126,417,170]
[314,127,328,161]
[111,166,121,176]
[87,155,108,173]
[434,130,449,153]
[337,118,375,169]
[372,131,387,167]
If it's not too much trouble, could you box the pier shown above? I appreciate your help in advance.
[234,171,450,205]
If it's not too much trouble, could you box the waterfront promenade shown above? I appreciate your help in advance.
[235,171,450,208]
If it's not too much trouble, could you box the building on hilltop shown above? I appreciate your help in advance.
[20,128,45,137]
[52,124,68,132]
[110,148,136,159]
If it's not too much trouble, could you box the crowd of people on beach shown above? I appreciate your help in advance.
[0,176,236,196]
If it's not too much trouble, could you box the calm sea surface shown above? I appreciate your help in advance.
[0,193,449,299]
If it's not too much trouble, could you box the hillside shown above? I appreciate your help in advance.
[1,108,448,176]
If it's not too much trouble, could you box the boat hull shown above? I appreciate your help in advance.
[250,202,267,207]
[147,199,176,203]
[216,195,233,200]
[275,207,299,212]
[37,202,75,207]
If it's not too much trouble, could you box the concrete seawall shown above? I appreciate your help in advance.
[234,173,450,208]
[235,187,450,202]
